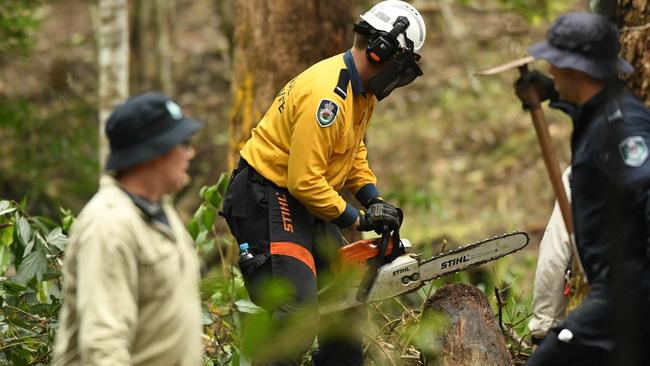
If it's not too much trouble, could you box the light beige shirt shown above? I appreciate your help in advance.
[53,175,203,366]
[528,167,572,338]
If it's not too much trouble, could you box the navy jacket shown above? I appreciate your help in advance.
[552,83,650,291]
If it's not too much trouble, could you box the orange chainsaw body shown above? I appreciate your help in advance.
[338,236,398,268]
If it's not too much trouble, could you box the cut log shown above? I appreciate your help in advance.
[425,283,513,366]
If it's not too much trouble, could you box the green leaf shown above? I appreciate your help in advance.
[45,227,67,251]
[35,232,48,251]
[188,218,199,240]
[3,280,27,295]
[60,207,75,234]
[42,268,62,281]
[16,215,31,245]
[0,207,17,216]
[202,305,214,325]
[0,200,16,217]
[0,244,11,273]
[234,299,263,314]
[194,230,209,248]
[22,239,35,258]
[216,172,230,196]
[194,205,206,222]
[201,207,216,229]
[201,185,218,206]
[46,280,62,301]
[13,248,47,285]
[23,287,38,306]
[0,220,14,247]
[199,186,208,199]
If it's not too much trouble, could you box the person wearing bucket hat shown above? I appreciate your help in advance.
[513,13,650,366]
[53,92,204,366]
[105,92,202,173]
[220,1,425,364]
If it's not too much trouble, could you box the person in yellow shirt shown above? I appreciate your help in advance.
[221,1,426,365]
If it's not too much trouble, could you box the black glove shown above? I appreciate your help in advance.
[366,197,404,225]
[365,197,404,223]
[513,70,559,110]
[357,199,402,233]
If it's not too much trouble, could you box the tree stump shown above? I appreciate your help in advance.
[426,283,512,366]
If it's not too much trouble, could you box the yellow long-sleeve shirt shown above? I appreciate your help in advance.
[241,50,379,227]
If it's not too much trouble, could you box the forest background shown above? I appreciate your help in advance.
[0,0,648,365]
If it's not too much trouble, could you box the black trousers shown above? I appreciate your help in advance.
[527,284,650,366]
[222,159,364,366]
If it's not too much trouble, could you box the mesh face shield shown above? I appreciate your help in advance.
[368,51,423,101]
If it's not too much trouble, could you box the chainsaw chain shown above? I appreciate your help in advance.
[418,231,530,280]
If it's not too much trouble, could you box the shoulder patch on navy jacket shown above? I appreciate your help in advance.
[619,136,649,167]
[334,69,350,100]
[316,99,339,128]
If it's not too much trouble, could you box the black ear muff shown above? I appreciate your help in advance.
[365,16,410,64]
[366,34,399,64]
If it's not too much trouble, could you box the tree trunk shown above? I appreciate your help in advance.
[619,0,650,105]
[155,0,174,95]
[98,0,129,171]
[228,0,352,168]
[426,283,513,366]
[129,0,174,95]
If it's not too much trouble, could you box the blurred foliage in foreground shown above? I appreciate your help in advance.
[0,200,71,365]
[1,177,537,365]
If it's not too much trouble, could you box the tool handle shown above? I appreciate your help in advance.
[518,65,574,236]
[519,65,586,279]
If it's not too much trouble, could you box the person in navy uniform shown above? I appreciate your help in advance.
[514,12,650,366]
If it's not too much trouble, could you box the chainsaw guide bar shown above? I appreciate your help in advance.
[319,231,530,314]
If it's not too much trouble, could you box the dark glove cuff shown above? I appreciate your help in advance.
[356,184,381,207]
[332,204,359,228]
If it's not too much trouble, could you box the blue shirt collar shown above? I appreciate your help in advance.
[344,49,365,95]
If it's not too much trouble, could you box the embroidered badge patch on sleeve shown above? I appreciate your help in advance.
[316,99,339,127]
[619,136,649,167]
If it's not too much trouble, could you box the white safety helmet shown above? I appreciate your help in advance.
[360,0,426,52]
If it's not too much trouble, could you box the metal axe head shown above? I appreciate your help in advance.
[474,55,535,77]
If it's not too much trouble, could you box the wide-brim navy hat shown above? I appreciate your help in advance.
[529,12,633,79]
[105,92,203,172]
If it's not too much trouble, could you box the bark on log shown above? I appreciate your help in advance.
[426,283,513,366]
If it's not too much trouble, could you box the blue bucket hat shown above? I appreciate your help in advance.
[529,12,633,79]
[105,92,203,172]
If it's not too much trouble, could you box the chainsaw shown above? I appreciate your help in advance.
[319,230,529,314]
